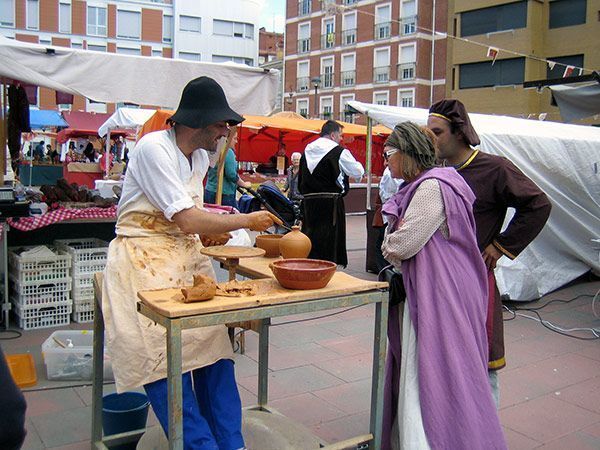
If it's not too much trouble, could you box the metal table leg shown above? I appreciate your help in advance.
[91,284,106,447]
[257,318,270,408]
[369,298,389,449]
[167,319,184,450]
[2,222,9,329]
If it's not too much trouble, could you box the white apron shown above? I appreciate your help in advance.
[102,164,233,393]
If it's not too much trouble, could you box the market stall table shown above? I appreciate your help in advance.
[91,269,389,450]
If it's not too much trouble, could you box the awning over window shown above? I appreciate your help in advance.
[29,109,68,129]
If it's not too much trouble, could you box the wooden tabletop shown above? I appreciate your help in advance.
[137,272,388,318]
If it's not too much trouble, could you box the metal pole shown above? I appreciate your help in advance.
[313,84,318,118]
[105,130,111,178]
[167,319,184,450]
[430,0,437,105]
[369,296,389,450]
[366,117,373,211]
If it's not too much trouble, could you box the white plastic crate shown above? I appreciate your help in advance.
[10,279,71,296]
[72,284,95,300]
[73,299,94,312]
[54,239,109,265]
[10,288,71,309]
[41,330,113,380]
[72,310,94,323]
[72,262,106,277]
[73,273,95,289]
[8,247,71,285]
[15,302,72,330]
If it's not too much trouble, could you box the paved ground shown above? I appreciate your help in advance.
[2,215,599,449]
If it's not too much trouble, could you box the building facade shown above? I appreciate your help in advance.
[283,0,448,123]
[0,0,262,112]
[447,0,599,123]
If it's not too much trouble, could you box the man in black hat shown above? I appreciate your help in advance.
[427,99,552,406]
[103,76,278,450]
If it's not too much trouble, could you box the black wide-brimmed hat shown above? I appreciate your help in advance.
[170,76,245,129]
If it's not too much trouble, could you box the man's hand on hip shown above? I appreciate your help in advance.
[483,244,503,270]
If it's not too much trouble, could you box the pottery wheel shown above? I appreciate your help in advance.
[200,246,266,259]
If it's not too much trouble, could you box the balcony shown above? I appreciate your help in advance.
[298,0,311,16]
[297,38,311,53]
[321,32,336,49]
[321,72,334,88]
[374,22,391,40]
[341,70,355,87]
[297,76,310,92]
[397,62,416,80]
[319,111,333,120]
[341,29,357,46]
[339,111,355,123]
[343,0,357,4]
[401,15,417,35]
[373,66,390,83]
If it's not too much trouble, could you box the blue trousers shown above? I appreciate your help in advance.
[144,359,244,450]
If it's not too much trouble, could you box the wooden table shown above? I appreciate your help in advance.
[91,268,389,450]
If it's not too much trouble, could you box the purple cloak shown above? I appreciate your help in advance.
[381,167,506,450]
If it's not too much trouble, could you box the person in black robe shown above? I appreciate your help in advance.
[427,99,552,405]
[298,120,364,266]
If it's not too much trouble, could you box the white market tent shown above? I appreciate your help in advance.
[349,100,600,301]
[0,35,279,114]
[98,108,157,138]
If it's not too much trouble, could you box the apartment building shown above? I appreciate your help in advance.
[0,0,262,112]
[447,0,599,123]
[284,0,448,123]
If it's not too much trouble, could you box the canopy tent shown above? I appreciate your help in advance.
[0,35,279,115]
[56,111,129,144]
[549,82,600,122]
[98,108,157,137]
[139,110,391,176]
[348,100,600,301]
[29,109,68,129]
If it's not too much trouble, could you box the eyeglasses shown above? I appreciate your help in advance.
[383,149,399,160]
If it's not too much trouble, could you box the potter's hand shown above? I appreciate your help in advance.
[245,211,282,231]
[482,243,502,270]
[200,233,231,247]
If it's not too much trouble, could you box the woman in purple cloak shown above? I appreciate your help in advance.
[380,122,506,450]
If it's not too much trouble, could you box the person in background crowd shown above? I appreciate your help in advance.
[298,120,364,267]
[380,121,506,450]
[33,140,45,161]
[427,99,552,407]
[47,144,60,164]
[83,142,97,163]
[283,151,303,203]
[256,145,289,174]
[203,128,251,208]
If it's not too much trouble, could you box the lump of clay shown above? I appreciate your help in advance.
[181,274,217,302]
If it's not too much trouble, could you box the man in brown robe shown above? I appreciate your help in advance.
[427,99,552,405]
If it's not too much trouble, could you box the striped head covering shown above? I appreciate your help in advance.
[384,121,437,169]
[429,99,480,146]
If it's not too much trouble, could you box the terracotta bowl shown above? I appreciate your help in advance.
[269,258,337,290]
[255,234,284,257]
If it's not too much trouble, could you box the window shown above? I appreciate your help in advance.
[71,41,83,49]
[213,19,254,39]
[321,57,334,88]
[320,96,333,120]
[549,0,586,29]
[459,57,525,89]
[212,55,253,66]
[374,47,390,83]
[546,54,584,79]
[87,43,106,52]
[152,49,162,57]
[116,46,141,55]
[162,14,172,43]
[340,94,355,122]
[374,91,389,106]
[342,12,357,45]
[27,0,39,30]
[398,44,416,80]
[341,53,355,86]
[87,6,107,36]
[400,0,416,35]
[59,2,71,34]
[117,10,141,39]
[298,0,310,16]
[297,99,309,118]
[298,22,310,53]
[86,98,106,113]
[461,1,527,37]
[180,15,201,33]
[0,0,15,27]
[297,60,310,91]
[375,4,391,40]
[179,51,201,61]
[398,89,414,107]
[322,18,335,49]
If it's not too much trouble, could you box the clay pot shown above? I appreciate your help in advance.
[279,226,311,259]
[270,258,336,290]
[255,234,283,257]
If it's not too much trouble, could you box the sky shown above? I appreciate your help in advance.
[257,0,285,33]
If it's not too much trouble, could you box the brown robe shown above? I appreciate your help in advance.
[456,150,552,370]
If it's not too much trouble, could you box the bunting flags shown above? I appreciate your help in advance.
[487,47,499,65]
[563,65,575,78]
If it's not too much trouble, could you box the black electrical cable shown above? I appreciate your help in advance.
[0,329,22,340]
[270,304,366,327]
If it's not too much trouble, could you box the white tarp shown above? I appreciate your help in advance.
[0,35,279,115]
[349,101,600,300]
[549,82,600,122]
[98,108,156,137]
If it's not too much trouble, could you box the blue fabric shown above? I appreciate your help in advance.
[144,359,244,450]
[204,191,237,209]
[205,149,239,196]
[29,109,68,129]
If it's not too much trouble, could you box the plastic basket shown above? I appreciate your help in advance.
[72,310,94,323]
[72,284,95,300]
[72,262,107,277]
[8,247,71,285]
[54,238,109,265]
[73,299,94,312]
[10,279,71,296]
[74,273,95,289]
[15,302,72,330]
[11,288,71,309]
[5,353,37,388]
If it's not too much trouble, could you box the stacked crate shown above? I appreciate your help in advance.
[55,239,109,323]
[9,246,72,330]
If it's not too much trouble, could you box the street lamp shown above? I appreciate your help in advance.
[311,76,321,118]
